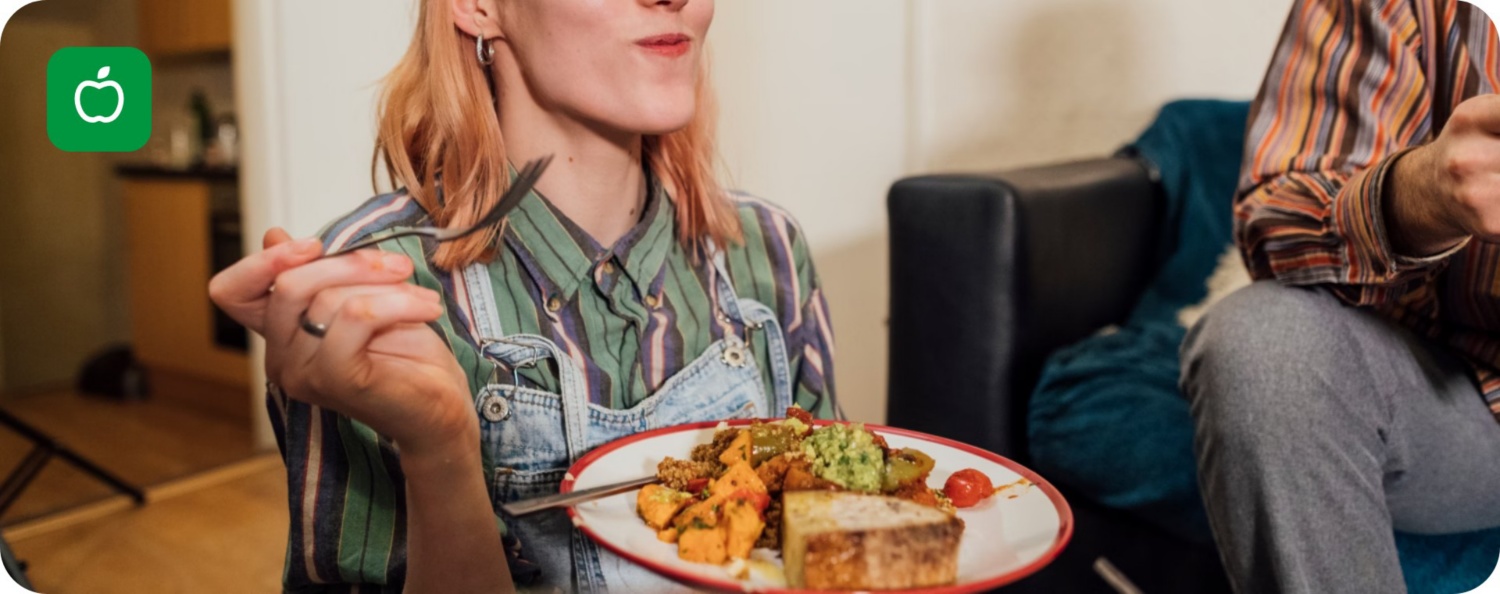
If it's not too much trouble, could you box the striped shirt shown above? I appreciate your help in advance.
[268,183,838,592]
[1239,0,1500,421]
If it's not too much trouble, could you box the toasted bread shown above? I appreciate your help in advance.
[781,490,963,590]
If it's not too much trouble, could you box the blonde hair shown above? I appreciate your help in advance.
[373,0,741,270]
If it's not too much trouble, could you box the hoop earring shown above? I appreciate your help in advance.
[473,14,497,67]
[475,33,495,66]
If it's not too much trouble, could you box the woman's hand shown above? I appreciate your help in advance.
[209,228,476,456]
[209,227,323,335]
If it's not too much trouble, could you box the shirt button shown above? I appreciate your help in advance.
[601,261,616,274]
[546,295,562,312]
[481,394,510,422]
[644,294,660,309]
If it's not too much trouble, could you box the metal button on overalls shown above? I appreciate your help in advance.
[480,393,510,422]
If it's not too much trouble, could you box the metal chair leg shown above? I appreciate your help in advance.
[0,407,145,520]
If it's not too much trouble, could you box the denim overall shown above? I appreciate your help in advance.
[461,250,794,593]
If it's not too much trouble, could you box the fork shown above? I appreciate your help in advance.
[319,155,554,259]
[500,474,659,517]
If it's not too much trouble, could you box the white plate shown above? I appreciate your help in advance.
[562,420,1073,593]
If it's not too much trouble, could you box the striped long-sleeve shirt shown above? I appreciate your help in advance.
[268,182,838,592]
[1239,0,1500,421]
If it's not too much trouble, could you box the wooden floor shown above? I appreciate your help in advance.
[0,390,259,525]
[0,389,292,593]
[7,456,289,594]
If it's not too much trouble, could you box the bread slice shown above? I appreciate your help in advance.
[781,490,963,590]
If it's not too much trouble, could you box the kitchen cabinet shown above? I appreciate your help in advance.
[122,174,249,421]
[138,0,231,58]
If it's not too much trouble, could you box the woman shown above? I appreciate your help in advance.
[208,0,837,592]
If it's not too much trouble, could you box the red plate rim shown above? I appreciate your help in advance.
[561,419,1074,594]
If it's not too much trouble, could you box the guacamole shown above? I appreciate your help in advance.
[802,424,885,492]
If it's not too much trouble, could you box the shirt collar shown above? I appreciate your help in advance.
[617,181,675,297]
[501,170,675,304]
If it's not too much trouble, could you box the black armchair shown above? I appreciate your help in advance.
[887,155,1161,460]
[886,155,1230,593]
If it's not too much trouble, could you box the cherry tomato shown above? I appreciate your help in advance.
[943,468,995,508]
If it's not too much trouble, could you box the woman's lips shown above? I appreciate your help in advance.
[637,34,691,58]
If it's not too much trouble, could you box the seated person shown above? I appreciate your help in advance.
[208,0,838,591]
[1181,0,1500,592]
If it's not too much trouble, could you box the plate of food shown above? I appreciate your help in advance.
[560,408,1073,592]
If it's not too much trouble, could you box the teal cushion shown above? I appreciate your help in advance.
[1396,531,1500,594]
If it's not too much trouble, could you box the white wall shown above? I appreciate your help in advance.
[235,1,414,240]
[236,0,1295,445]
[234,0,416,446]
[711,0,1291,424]
[912,0,1292,172]
[711,0,909,424]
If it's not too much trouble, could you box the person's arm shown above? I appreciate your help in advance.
[219,221,511,594]
[400,429,512,594]
[1237,0,1460,307]
[1384,93,1500,255]
[267,386,508,594]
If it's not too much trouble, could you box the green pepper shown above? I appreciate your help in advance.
[750,423,798,465]
[882,448,936,492]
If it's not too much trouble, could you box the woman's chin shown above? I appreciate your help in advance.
[593,94,698,137]
[613,112,698,137]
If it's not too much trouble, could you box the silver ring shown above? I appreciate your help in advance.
[299,311,328,338]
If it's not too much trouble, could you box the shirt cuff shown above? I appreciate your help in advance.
[1335,147,1466,282]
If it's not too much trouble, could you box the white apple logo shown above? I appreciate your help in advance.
[74,66,124,124]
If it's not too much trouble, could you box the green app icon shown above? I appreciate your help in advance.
[47,47,152,152]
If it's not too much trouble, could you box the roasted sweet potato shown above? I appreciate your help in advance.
[637,484,694,530]
[783,457,840,492]
[678,526,729,564]
[723,499,765,560]
[673,498,723,531]
[712,461,766,496]
[718,429,753,466]
[755,453,791,491]
[691,429,742,464]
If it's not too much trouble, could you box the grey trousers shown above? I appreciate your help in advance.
[1180,281,1500,593]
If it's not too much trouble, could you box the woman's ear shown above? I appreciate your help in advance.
[451,0,502,39]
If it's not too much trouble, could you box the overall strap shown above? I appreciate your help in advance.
[462,261,506,341]
[708,244,746,330]
[707,245,795,414]
[462,261,592,463]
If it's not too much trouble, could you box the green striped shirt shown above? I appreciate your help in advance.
[267,183,837,592]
